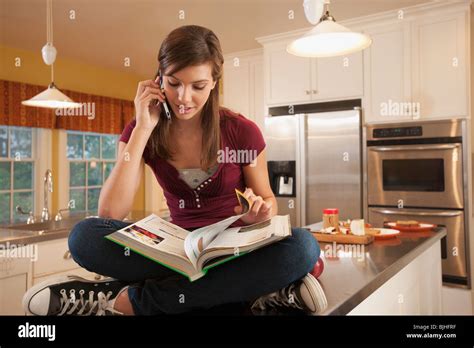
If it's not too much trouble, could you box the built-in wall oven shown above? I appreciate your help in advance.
[366,119,470,288]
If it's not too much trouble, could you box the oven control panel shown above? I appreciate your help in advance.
[373,126,422,138]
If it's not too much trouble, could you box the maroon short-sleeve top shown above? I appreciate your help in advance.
[119,108,266,230]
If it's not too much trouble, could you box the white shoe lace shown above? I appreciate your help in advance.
[58,288,123,316]
[251,282,303,312]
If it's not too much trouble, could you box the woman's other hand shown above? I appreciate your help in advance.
[234,187,273,225]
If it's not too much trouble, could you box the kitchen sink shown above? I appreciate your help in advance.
[0,211,156,245]
[2,211,159,234]
[4,215,86,232]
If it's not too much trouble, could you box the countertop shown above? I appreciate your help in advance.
[1,214,446,316]
[306,222,447,315]
[0,211,166,247]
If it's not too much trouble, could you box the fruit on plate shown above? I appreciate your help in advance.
[365,228,381,236]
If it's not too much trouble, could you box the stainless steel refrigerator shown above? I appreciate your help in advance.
[264,108,363,227]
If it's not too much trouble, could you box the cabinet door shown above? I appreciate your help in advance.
[265,43,312,105]
[249,58,265,129]
[364,23,413,123]
[314,51,363,101]
[0,274,28,315]
[223,58,251,118]
[0,255,31,315]
[411,12,468,119]
[34,238,82,277]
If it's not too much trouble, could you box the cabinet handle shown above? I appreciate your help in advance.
[312,90,318,94]
[63,250,72,260]
[305,90,311,95]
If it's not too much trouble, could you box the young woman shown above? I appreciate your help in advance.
[23,25,327,316]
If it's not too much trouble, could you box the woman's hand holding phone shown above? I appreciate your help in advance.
[134,78,166,131]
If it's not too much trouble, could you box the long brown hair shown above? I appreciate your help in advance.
[147,25,224,170]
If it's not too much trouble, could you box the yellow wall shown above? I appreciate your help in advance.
[1,44,146,214]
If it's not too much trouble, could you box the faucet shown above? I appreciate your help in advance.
[41,169,53,222]
[54,200,74,221]
[16,205,35,224]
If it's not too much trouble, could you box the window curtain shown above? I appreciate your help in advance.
[0,79,135,134]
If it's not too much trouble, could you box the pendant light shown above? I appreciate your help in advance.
[287,0,372,58]
[22,0,81,109]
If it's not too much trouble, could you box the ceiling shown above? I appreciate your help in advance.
[1,0,432,78]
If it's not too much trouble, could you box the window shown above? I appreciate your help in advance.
[67,132,118,213]
[0,126,35,224]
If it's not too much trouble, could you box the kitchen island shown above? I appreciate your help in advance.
[311,226,447,315]
[0,214,446,315]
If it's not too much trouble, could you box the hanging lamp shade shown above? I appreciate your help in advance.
[288,0,372,58]
[287,19,372,58]
[22,0,81,109]
[22,83,82,109]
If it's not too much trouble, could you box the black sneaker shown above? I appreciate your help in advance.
[22,275,130,316]
[250,273,328,315]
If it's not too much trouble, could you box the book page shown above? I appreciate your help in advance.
[204,222,271,250]
[116,214,189,260]
[184,189,251,269]
[140,215,189,240]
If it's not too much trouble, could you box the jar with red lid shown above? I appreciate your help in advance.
[323,208,339,230]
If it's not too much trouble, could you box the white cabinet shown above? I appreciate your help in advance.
[263,41,363,106]
[315,52,363,101]
[349,240,442,315]
[363,22,413,123]
[32,238,103,283]
[0,237,106,315]
[0,254,32,315]
[0,274,29,315]
[223,50,265,129]
[224,56,251,117]
[34,238,82,277]
[264,42,312,105]
[258,2,469,123]
[364,10,468,124]
[411,11,468,119]
[441,286,473,315]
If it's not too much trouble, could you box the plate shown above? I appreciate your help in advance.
[385,222,436,232]
[373,228,400,240]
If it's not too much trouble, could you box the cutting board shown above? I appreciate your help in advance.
[307,229,374,245]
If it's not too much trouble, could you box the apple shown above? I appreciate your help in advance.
[311,257,325,278]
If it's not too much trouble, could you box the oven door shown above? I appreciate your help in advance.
[368,207,468,287]
[368,143,463,209]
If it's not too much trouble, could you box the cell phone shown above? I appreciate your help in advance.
[154,71,171,121]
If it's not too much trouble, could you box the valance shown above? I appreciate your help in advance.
[0,79,135,134]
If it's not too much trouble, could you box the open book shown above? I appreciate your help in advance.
[104,189,292,281]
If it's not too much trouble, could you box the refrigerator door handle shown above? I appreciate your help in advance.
[371,208,462,218]
[297,114,307,227]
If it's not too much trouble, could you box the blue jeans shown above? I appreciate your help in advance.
[68,217,321,315]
